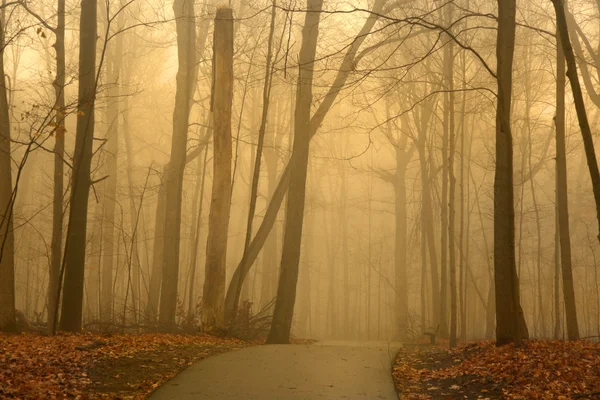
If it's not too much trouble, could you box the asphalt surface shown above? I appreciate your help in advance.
[148,340,401,399]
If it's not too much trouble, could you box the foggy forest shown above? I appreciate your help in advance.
[1,0,600,398]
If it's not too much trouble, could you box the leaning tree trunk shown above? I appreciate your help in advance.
[554,21,580,341]
[0,8,16,332]
[158,0,197,330]
[552,0,600,242]
[494,0,525,346]
[266,0,323,344]
[59,0,97,332]
[201,7,233,331]
[222,0,386,320]
[225,1,277,326]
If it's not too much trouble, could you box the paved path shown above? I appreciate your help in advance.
[149,341,401,399]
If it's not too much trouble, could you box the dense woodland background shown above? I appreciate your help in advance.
[0,0,599,346]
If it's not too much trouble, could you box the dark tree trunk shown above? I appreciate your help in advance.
[59,0,97,332]
[494,0,525,346]
[554,18,580,340]
[266,0,323,344]
[552,0,600,242]
[0,8,16,332]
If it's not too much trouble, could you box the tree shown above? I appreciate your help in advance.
[0,3,16,332]
[494,0,525,346]
[201,6,233,331]
[553,0,600,242]
[47,0,66,333]
[266,0,323,344]
[553,0,580,340]
[59,0,97,332]
[158,0,197,329]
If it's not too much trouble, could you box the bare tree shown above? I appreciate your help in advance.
[0,1,16,332]
[266,0,323,344]
[201,6,233,331]
[59,0,97,332]
[158,0,198,330]
[494,0,526,346]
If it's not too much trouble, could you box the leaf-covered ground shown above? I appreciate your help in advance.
[0,332,248,399]
[393,340,600,399]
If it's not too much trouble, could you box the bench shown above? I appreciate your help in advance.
[423,324,439,345]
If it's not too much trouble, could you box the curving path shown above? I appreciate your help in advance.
[148,340,401,399]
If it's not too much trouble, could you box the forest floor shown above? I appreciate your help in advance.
[392,339,600,400]
[0,332,249,399]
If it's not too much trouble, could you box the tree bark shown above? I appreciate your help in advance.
[158,0,197,329]
[201,7,233,331]
[266,0,323,344]
[554,22,580,340]
[494,0,524,346]
[47,0,66,332]
[0,6,16,332]
[59,0,97,332]
[552,0,600,242]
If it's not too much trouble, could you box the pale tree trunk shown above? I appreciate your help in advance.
[553,0,600,242]
[415,99,440,328]
[87,199,103,320]
[0,5,16,332]
[259,131,280,308]
[158,0,197,329]
[446,23,457,349]
[267,0,323,344]
[554,22,580,341]
[59,0,97,332]
[201,7,233,331]
[186,144,209,325]
[100,24,121,324]
[440,46,449,340]
[47,0,66,332]
[458,43,469,341]
[494,0,525,346]
[339,156,350,337]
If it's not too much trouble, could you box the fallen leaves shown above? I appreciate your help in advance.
[0,332,247,399]
[393,340,600,400]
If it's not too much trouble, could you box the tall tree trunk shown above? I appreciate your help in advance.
[552,0,600,242]
[158,0,197,329]
[100,30,120,324]
[0,5,16,332]
[47,0,66,332]
[201,7,233,330]
[446,12,457,348]
[494,0,525,346]
[440,48,450,340]
[59,0,97,332]
[266,0,323,344]
[416,108,440,327]
[554,22,580,341]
